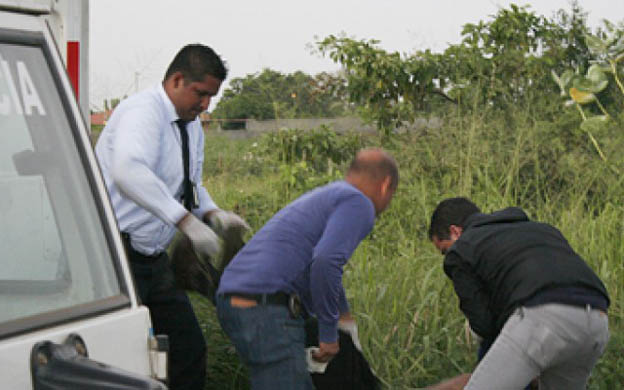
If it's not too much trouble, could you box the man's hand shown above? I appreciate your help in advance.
[177,212,222,260]
[339,312,354,322]
[338,313,362,351]
[312,341,339,363]
[205,209,250,234]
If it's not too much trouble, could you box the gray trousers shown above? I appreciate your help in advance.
[466,303,609,390]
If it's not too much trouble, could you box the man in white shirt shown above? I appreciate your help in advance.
[96,44,248,390]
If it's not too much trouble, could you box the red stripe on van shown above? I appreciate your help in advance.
[67,41,80,99]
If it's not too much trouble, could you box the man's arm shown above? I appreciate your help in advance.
[337,286,350,316]
[109,111,222,260]
[313,288,355,363]
[309,195,375,359]
[443,251,496,340]
[111,108,187,226]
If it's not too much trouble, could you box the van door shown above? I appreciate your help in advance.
[0,10,159,389]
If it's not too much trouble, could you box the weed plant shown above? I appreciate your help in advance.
[193,112,622,389]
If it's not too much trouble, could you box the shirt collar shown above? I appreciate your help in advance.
[157,83,180,124]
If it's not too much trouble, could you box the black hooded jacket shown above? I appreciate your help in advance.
[443,207,610,340]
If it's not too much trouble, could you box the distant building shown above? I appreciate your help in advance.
[90,110,112,126]
[200,112,211,122]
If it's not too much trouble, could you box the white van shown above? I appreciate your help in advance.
[0,2,167,388]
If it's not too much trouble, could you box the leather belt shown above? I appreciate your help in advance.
[224,292,290,306]
[224,292,302,318]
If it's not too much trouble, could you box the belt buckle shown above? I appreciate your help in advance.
[288,294,301,318]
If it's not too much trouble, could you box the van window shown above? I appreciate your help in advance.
[0,41,123,328]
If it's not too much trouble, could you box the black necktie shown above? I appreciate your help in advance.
[176,119,193,211]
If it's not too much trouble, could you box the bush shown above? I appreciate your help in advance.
[260,125,366,172]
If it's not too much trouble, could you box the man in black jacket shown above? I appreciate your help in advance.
[428,197,610,390]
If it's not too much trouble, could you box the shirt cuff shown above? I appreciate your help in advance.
[194,185,218,218]
[166,200,189,226]
[318,320,338,344]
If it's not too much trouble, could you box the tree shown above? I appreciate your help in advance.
[211,68,349,128]
[551,19,624,172]
[314,3,597,135]
[447,3,592,109]
[316,35,453,136]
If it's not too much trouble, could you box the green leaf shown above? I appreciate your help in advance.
[551,70,565,96]
[611,36,624,55]
[573,77,594,92]
[586,65,609,93]
[594,63,614,74]
[585,34,606,55]
[552,70,577,97]
[603,19,616,33]
[580,115,609,133]
[561,70,574,90]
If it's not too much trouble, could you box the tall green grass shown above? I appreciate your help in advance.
[195,115,624,389]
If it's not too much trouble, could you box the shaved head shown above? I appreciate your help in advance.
[347,148,399,189]
[346,148,399,215]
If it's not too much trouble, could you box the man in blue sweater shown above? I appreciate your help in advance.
[216,148,398,389]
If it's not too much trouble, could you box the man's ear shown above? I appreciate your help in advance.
[379,176,392,196]
[449,225,463,240]
[171,71,185,89]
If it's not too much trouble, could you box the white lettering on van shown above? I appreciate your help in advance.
[0,57,23,115]
[17,61,46,115]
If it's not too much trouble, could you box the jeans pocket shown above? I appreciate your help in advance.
[525,321,567,368]
[239,307,295,365]
[282,316,305,344]
[229,306,267,364]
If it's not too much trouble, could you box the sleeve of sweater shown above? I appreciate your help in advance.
[310,194,375,343]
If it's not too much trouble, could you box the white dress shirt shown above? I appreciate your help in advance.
[95,84,217,255]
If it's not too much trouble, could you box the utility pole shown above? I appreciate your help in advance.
[134,71,140,93]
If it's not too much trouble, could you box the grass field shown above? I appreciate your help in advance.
[191,109,624,389]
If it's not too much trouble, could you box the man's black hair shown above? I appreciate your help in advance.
[164,44,227,82]
[428,197,481,240]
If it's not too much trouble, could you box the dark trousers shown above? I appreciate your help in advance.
[125,240,206,390]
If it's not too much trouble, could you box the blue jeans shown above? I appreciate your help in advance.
[216,294,314,390]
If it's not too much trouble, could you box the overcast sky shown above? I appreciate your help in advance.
[89,0,624,111]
